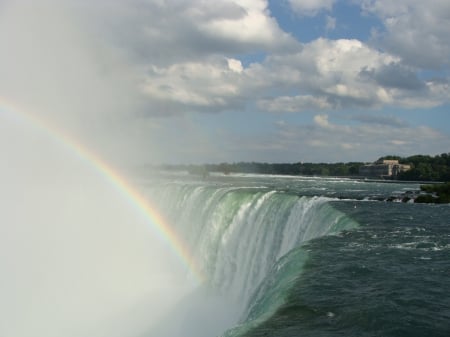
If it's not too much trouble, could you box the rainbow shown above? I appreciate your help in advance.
[0,98,204,283]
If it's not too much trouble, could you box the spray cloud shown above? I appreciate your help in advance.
[0,1,197,336]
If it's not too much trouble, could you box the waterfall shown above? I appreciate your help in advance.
[144,178,359,330]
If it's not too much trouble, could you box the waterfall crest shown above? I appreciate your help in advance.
[145,179,359,331]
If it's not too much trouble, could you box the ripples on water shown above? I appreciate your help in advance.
[242,201,450,337]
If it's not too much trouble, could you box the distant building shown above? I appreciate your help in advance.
[359,160,411,178]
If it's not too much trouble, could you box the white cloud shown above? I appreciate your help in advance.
[288,0,336,16]
[139,36,414,115]
[252,37,450,111]
[138,32,448,116]
[141,58,244,112]
[314,114,332,128]
[6,0,444,122]
[0,0,448,165]
[227,58,244,73]
[252,38,436,110]
[362,0,450,68]
[76,0,296,67]
[197,0,293,47]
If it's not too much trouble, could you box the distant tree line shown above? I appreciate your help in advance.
[161,161,364,177]
[202,162,364,177]
[159,153,450,182]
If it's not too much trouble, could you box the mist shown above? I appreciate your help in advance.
[0,117,191,337]
[0,1,215,336]
[0,0,161,166]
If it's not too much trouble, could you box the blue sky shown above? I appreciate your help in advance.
[1,0,449,164]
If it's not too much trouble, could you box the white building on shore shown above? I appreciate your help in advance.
[359,160,411,178]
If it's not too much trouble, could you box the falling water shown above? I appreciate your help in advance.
[143,177,359,336]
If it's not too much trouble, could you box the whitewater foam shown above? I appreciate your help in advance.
[143,178,360,335]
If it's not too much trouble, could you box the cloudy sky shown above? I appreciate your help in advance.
[1,0,450,165]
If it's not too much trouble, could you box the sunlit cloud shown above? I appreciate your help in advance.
[0,0,448,163]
